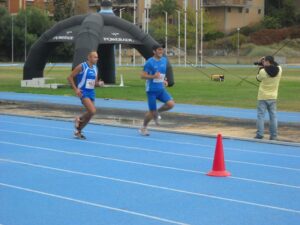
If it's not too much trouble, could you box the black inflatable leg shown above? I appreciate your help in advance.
[98,44,116,84]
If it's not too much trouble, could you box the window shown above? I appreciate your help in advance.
[227,7,231,13]
[258,9,261,14]
[239,8,243,13]
[246,8,249,13]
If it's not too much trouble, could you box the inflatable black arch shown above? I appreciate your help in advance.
[23,12,174,86]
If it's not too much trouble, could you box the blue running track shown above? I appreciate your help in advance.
[1,92,300,123]
[0,115,300,225]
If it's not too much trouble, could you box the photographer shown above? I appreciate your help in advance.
[255,56,282,140]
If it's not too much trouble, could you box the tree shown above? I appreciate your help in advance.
[122,11,133,23]
[0,7,52,62]
[262,16,281,29]
[53,0,74,21]
[177,7,218,48]
[26,7,52,37]
[150,0,179,17]
[265,0,298,27]
[148,17,177,45]
[0,7,12,60]
[148,6,218,49]
[14,9,52,60]
[74,0,89,15]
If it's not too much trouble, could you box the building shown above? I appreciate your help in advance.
[2,0,52,14]
[130,0,264,33]
[1,0,264,33]
[149,0,264,33]
[89,0,134,19]
[0,0,7,8]
[7,0,26,14]
[203,0,264,33]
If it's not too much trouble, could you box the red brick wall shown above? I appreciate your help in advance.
[9,0,26,14]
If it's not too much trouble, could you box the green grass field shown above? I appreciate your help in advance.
[0,66,299,111]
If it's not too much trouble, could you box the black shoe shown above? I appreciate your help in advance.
[74,130,86,140]
[254,135,263,139]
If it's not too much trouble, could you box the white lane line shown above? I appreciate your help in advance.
[1,120,299,158]
[0,182,189,225]
[1,129,300,172]
[0,141,201,174]
[1,141,300,190]
[1,158,300,215]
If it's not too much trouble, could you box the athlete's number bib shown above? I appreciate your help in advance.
[153,73,165,83]
[85,79,95,89]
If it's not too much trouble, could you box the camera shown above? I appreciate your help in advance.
[253,61,263,66]
[254,57,264,66]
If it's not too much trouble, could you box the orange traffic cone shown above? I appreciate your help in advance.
[207,134,231,177]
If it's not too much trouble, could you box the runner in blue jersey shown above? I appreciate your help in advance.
[139,45,175,136]
[67,51,104,139]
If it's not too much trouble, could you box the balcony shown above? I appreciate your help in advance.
[203,0,248,7]
[89,0,133,7]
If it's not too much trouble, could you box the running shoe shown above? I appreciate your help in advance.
[74,130,86,140]
[139,127,150,136]
[154,113,162,126]
[75,117,81,130]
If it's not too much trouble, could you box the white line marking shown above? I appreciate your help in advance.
[1,141,300,189]
[1,159,300,215]
[1,129,300,172]
[0,141,201,174]
[1,120,299,158]
[0,182,189,225]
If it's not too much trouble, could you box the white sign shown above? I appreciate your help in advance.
[145,0,152,9]
[52,36,74,41]
[103,37,135,43]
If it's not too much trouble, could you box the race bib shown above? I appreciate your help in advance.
[85,79,95,89]
[153,73,165,83]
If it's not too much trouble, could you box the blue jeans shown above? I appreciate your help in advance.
[256,100,277,138]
